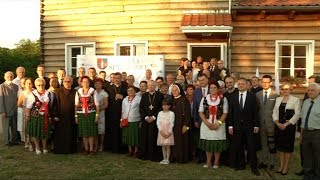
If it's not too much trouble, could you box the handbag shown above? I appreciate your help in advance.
[120,97,133,128]
[120,118,129,128]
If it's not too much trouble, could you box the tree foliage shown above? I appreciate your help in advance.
[0,39,40,83]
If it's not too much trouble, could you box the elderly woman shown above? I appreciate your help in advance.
[198,81,228,169]
[171,84,191,163]
[272,82,300,175]
[26,78,53,155]
[121,85,141,157]
[17,78,33,151]
[75,76,100,155]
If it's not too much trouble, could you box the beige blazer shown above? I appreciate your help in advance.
[272,95,301,125]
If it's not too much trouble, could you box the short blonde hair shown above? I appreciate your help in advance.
[34,78,46,86]
[281,82,293,90]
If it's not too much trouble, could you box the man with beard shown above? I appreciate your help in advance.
[0,71,19,146]
[52,76,77,154]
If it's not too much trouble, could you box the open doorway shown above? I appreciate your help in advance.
[187,43,227,65]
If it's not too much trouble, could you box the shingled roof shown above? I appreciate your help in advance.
[234,0,320,7]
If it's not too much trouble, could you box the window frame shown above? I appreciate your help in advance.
[65,42,96,76]
[114,40,148,56]
[275,40,314,79]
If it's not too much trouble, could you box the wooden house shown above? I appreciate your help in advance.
[231,0,320,80]
[41,0,320,80]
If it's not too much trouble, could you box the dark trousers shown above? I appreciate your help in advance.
[231,126,257,170]
[302,130,320,180]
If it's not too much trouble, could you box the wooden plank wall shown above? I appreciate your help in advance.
[42,0,229,74]
[231,13,320,79]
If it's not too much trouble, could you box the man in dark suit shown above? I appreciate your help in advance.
[192,73,209,163]
[36,64,50,89]
[72,67,85,88]
[57,69,66,88]
[228,78,260,176]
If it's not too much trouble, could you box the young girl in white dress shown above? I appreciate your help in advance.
[157,99,175,165]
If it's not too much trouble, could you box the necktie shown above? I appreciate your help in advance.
[202,88,206,97]
[240,94,243,110]
[264,91,268,104]
[304,101,314,129]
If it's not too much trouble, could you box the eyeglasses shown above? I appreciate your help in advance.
[36,84,45,87]
[64,81,72,83]
[281,88,290,90]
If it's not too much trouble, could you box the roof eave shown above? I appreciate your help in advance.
[232,6,320,11]
[180,26,233,33]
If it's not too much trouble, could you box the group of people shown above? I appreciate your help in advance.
[0,57,319,179]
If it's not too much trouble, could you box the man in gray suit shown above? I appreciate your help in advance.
[0,71,19,145]
[256,75,279,170]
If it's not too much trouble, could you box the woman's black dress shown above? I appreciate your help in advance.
[275,102,296,152]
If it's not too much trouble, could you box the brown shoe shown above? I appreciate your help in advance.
[82,150,89,155]
[89,151,95,156]
[134,152,138,158]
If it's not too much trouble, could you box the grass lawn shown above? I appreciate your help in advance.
[0,140,303,179]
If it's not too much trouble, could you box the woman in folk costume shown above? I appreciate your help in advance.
[121,85,141,157]
[75,76,100,155]
[198,81,228,169]
[17,78,34,151]
[25,78,53,155]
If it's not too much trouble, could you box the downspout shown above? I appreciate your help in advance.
[40,0,44,64]
[229,0,231,14]
[228,0,232,72]
[228,31,232,72]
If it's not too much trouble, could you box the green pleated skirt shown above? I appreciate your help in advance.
[78,112,98,137]
[198,139,228,153]
[122,121,140,146]
[28,115,51,139]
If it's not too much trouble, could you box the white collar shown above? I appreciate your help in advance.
[264,88,271,94]
[32,90,50,102]
[239,90,247,95]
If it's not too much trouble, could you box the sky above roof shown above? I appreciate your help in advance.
[0,0,39,48]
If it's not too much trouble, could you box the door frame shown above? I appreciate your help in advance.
[187,43,227,66]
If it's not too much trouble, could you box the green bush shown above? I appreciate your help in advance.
[0,39,40,83]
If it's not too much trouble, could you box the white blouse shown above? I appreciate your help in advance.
[94,90,109,112]
[75,87,99,113]
[122,95,141,122]
[26,90,51,115]
[199,94,228,140]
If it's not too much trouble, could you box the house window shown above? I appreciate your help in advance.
[114,41,148,56]
[275,40,315,79]
[65,42,96,76]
